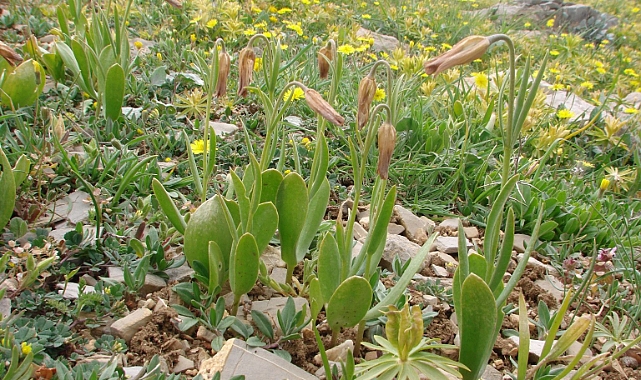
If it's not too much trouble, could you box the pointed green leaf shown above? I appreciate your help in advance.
[104,63,124,120]
[0,147,16,230]
[317,233,341,302]
[295,177,330,261]
[208,241,224,292]
[327,276,372,330]
[230,233,260,296]
[12,155,30,187]
[152,178,186,234]
[183,195,235,272]
[308,276,323,319]
[70,39,96,97]
[0,60,44,108]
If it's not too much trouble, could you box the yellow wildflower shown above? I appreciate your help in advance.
[624,108,639,114]
[283,87,305,101]
[580,81,594,90]
[277,7,292,14]
[337,44,356,55]
[362,14,371,19]
[374,87,386,101]
[190,139,212,154]
[547,18,555,27]
[624,68,638,77]
[190,34,197,43]
[156,52,162,60]
[21,342,32,355]
[206,19,218,28]
[286,23,303,36]
[243,28,257,36]
[550,50,560,56]
[557,109,574,119]
[134,40,143,50]
[472,72,489,89]
[254,57,263,71]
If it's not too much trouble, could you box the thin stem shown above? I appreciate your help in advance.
[489,34,515,187]
[200,39,223,202]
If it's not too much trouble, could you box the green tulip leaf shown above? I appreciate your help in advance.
[251,202,278,254]
[275,172,308,268]
[317,233,341,302]
[458,274,498,380]
[230,233,259,297]
[260,168,283,204]
[0,60,45,108]
[295,177,330,262]
[308,275,323,319]
[104,63,124,120]
[0,147,16,230]
[327,276,372,330]
[152,178,186,234]
[208,241,224,293]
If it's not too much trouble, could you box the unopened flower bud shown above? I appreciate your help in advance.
[216,49,231,97]
[357,74,377,130]
[304,88,345,126]
[53,115,65,141]
[0,41,22,66]
[377,121,396,180]
[318,44,333,79]
[237,47,256,97]
[424,35,490,76]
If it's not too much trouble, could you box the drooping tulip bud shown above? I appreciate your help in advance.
[237,47,256,97]
[0,41,22,66]
[304,87,345,126]
[384,304,423,361]
[423,35,490,76]
[357,74,377,130]
[164,0,182,8]
[216,49,231,97]
[318,44,333,79]
[53,114,66,141]
[376,121,396,180]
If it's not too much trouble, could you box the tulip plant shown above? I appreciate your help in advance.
[424,34,548,380]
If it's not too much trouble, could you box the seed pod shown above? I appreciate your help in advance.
[357,74,376,130]
[424,35,490,76]
[376,121,396,180]
[237,47,256,97]
[0,41,22,66]
[304,88,345,126]
[318,44,333,79]
[216,49,231,97]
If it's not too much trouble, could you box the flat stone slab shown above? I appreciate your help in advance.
[106,266,167,295]
[198,338,317,380]
[110,308,153,342]
[432,236,471,254]
[56,282,96,300]
[380,234,422,272]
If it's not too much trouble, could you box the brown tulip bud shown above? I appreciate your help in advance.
[237,47,256,97]
[423,35,490,76]
[304,88,345,126]
[216,49,231,97]
[164,0,182,8]
[0,41,22,67]
[357,74,376,130]
[53,115,66,141]
[376,121,396,180]
[318,44,333,79]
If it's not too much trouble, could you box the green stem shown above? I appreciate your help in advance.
[354,320,366,357]
[488,34,515,188]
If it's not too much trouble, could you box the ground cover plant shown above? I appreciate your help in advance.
[0,0,641,378]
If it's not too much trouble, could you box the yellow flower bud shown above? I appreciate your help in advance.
[600,178,610,192]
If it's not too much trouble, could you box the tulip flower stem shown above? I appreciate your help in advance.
[199,38,223,202]
[488,34,516,188]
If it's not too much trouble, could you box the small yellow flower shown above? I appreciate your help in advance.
[286,23,303,36]
[362,14,371,19]
[472,72,489,89]
[283,87,305,101]
[206,19,218,29]
[269,16,278,23]
[164,157,172,162]
[337,44,356,55]
[547,18,555,27]
[136,128,144,135]
[374,87,386,101]
[133,40,143,50]
[632,7,640,13]
[624,108,639,114]
[277,7,292,14]
[557,109,574,119]
[105,286,111,294]
[156,52,162,60]
[190,34,197,43]
[596,67,606,74]
[624,68,638,77]
[243,28,256,36]
[284,169,291,175]
[550,50,560,56]
[580,81,594,90]
[280,44,288,50]
[190,139,211,154]
[301,137,311,145]
[21,342,32,355]
[524,21,531,28]
[578,160,594,168]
